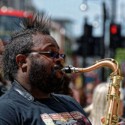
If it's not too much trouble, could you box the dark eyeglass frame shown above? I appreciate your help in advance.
[25,51,66,59]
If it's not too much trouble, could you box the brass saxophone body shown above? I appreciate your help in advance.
[62,58,123,125]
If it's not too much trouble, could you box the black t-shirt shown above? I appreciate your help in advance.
[0,82,91,125]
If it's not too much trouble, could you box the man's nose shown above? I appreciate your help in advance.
[53,57,65,65]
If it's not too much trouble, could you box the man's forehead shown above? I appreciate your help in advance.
[32,33,59,50]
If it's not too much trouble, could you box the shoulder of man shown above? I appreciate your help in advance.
[0,98,19,125]
[0,98,15,109]
[0,89,17,112]
[0,86,24,111]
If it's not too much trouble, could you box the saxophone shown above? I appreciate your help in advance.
[62,58,123,125]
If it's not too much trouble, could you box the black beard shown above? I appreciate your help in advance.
[29,58,66,93]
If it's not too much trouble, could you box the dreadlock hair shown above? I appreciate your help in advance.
[3,14,51,82]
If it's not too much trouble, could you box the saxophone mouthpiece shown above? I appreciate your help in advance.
[62,65,76,73]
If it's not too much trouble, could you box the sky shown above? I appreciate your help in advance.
[32,0,104,37]
[31,0,125,38]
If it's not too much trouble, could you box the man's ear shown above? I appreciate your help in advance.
[16,54,27,72]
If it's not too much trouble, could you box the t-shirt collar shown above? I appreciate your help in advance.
[13,80,34,101]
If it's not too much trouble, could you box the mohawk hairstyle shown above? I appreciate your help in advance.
[12,14,51,40]
[3,14,51,82]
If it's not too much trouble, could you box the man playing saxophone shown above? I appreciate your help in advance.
[0,14,92,125]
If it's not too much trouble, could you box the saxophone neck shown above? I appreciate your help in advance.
[62,58,121,76]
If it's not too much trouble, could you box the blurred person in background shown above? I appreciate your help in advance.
[120,62,125,118]
[84,71,100,106]
[0,15,92,125]
[0,39,5,54]
[69,54,88,108]
[0,40,11,95]
[84,83,124,125]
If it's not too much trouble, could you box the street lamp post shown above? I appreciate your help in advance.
[101,2,107,81]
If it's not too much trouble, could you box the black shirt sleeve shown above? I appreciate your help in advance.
[0,100,19,125]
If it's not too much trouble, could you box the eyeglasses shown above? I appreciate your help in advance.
[27,51,66,59]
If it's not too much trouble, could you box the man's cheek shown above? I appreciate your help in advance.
[40,57,53,71]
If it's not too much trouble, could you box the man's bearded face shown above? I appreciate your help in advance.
[29,57,68,93]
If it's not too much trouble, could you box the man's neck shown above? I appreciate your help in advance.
[14,80,50,99]
[30,88,50,99]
